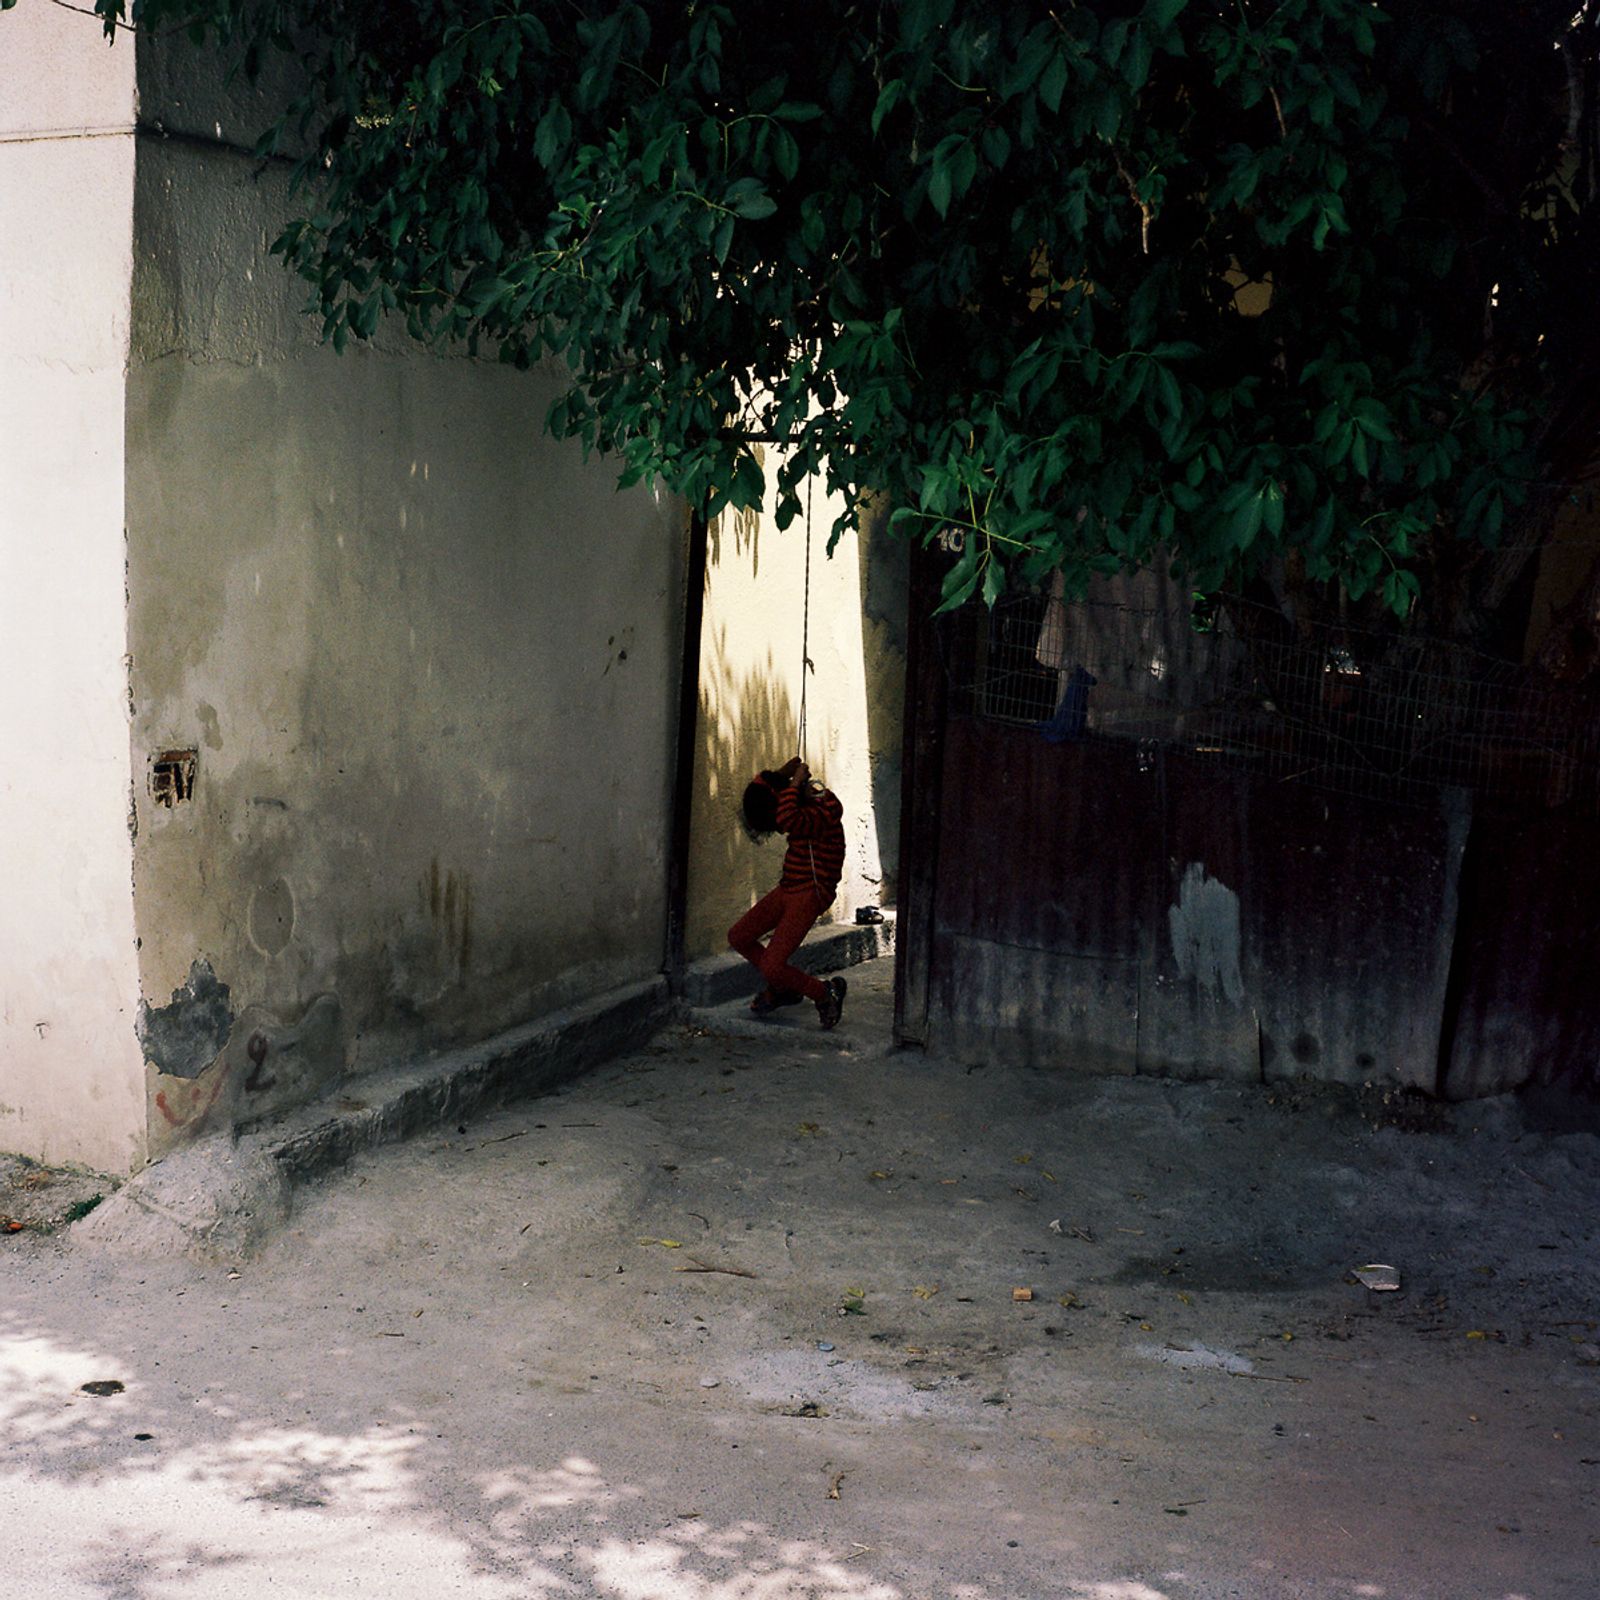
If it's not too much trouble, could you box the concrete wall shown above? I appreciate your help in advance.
[687,466,905,962]
[122,47,685,1155]
[0,4,147,1172]
[1,15,898,1168]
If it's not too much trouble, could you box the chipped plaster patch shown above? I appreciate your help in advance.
[135,958,234,1079]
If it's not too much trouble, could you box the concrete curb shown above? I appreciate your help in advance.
[678,912,895,1009]
[74,976,671,1261]
[72,921,896,1262]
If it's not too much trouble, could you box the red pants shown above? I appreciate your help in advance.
[728,886,831,1003]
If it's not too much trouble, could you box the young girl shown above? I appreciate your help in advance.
[728,756,848,1029]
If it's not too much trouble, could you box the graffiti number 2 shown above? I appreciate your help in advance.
[244,1031,276,1094]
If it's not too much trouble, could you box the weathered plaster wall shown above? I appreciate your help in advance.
[124,65,684,1154]
[0,5,147,1171]
[687,464,906,963]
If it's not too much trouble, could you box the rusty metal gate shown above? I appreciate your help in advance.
[894,552,1600,1097]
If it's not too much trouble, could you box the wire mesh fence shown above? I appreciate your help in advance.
[941,581,1600,813]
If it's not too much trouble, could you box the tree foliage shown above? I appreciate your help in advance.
[46,0,1600,640]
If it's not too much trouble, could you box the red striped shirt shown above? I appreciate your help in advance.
[772,783,846,896]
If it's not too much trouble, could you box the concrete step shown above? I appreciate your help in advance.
[679,909,894,1009]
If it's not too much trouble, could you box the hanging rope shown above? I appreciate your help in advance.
[798,468,813,761]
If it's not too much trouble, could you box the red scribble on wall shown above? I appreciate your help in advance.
[154,1063,227,1127]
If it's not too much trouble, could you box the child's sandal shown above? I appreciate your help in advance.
[816,977,847,1030]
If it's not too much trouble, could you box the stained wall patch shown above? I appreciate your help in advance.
[135,958,235,1079]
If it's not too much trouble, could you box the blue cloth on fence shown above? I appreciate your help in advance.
[1037,665,1097,742]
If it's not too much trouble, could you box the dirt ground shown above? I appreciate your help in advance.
[3,953,1599,1599]
[0,1152,113,1236]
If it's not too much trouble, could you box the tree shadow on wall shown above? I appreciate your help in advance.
[688,629,800,960]
[705,495,764,579]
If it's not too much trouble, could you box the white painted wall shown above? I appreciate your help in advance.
[0,4,146,1172]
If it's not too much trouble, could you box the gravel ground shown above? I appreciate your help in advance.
[2,954,1598,1599]
[0,1152,113,1236]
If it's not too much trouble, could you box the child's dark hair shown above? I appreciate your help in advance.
[741,772,784,840]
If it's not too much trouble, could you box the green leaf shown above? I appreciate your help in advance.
[773,126,799,182]
[1038,51,1069,114]
[871,79,905,136]
[534,102,571,167]
[1154,366,1181,423]
[1143,0,1187,28]
[1123,29,1153,91]
[1352,400,1395,443]
[799,200,826,253]
[640,130,674,187]
[1222,485,1264,552]
[1309,501,1335,549]
[1260,481,1284,537]
[949,138,977,202]
[934,541,980,613]
[732,189,777,221]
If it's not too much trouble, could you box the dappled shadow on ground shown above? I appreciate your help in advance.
[0,1302,1127,1599]
[6,1008,1598,1599]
